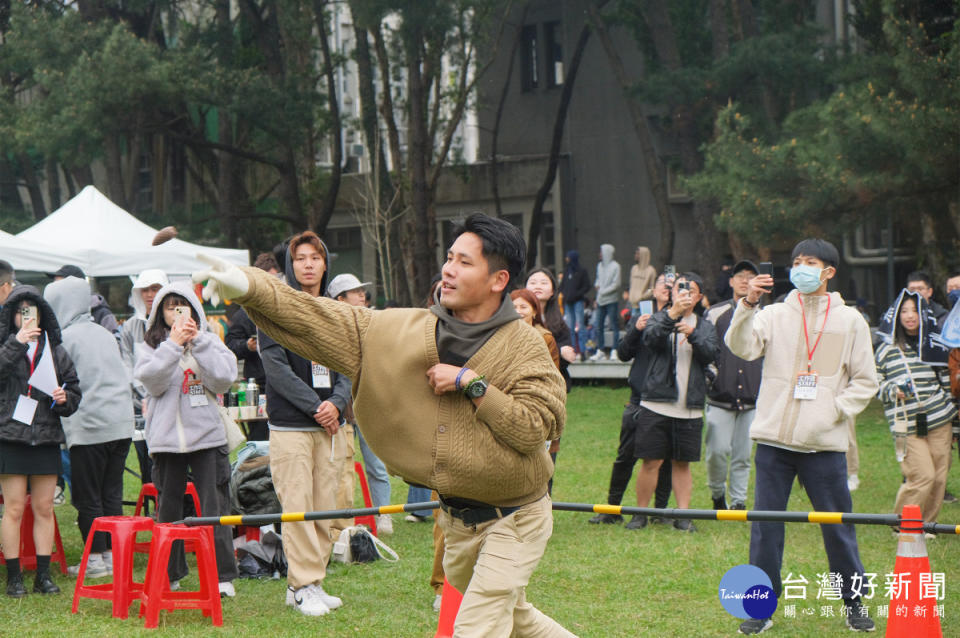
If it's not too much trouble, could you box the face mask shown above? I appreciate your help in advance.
[789,264,825,294]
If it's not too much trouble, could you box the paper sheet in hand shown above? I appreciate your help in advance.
[13,395,38,425]
[28,337,60,396]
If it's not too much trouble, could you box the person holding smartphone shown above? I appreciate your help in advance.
[875,289,955,527]
[134,282,239,597]
[0,286,81,597]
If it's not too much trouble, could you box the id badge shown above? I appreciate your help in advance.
[13,394,39,425]
[188,380,209,407]
[312,362,331,389]
[794,372,819,400]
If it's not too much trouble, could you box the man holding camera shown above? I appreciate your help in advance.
[630,273,718,531]
[703,261,763,511]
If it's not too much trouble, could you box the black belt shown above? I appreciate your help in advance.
[438,497,522,526]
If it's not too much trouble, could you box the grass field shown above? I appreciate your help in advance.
[1,385,958,636]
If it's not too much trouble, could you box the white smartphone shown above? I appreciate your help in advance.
[638,300,653,316]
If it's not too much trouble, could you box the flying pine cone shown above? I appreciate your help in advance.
[152,226,178,246]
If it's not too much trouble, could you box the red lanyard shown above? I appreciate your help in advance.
[25,341,41,398]
[799,295,830,373]
[182,368,195,394]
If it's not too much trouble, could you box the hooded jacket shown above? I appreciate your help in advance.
[258,240,351,429]
[725,289,879,452]
[0,285,81,446]
[640,309,719,408]
[121,270,169,417]
[705,299,763,410]
[594,244,621,306]
[134,281,237,454]
[45,277,134,447]
[628,247,657,306]
[559,251,591,305]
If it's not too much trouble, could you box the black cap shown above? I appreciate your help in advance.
[49,265,86,279]
[731,260,758,276]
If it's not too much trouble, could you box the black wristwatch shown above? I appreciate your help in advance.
[463,375,488,399]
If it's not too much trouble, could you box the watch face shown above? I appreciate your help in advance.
[466,379,487,398]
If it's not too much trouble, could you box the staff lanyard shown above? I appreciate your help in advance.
[182,368,196,394]
[799,295,830,373]
[25,340,42,398]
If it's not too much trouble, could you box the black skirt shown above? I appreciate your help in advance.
[0,442,62,476]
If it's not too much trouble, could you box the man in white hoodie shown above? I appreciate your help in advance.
[590,244,621,361]
[725,239,878,635]
[120,269,169,485]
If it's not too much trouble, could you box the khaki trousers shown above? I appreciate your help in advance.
[431,490,445,594]
[270,427,351,589]
[846,418,860,475]
[894,424,953,523]
[331,423,356,537]
[440,495,577,638]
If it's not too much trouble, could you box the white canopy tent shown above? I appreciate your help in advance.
[14,186,249,276]
[0,229,88,273]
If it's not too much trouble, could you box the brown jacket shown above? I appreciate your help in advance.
[237,267,566,507]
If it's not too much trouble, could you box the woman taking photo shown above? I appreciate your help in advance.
[134,281,239,596]
[875,289,956,528]
[0,286,80,597]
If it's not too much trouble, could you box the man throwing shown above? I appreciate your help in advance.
[195,214,572,638]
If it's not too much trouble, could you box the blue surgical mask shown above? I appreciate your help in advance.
[949,289,960,308]
[790,264,825,294]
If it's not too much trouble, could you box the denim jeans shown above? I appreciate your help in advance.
[563,301,587,353]
[406,485,433,518]
[750,444,865,600]
[593,301,619,351]
[355,426,391,507]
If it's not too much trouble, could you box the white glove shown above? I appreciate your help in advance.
[192,254,249,306]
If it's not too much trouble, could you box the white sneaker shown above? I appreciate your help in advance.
[287,585,331,616]
[433,593,443,612]
[68,554,111,578]
[53,486,66,506]
[847,474,860,492]
[589,351,607,362]
[101,550,113,570]
[311,584,342,610]
[376,514,394,535]
[218,581,236,598]
[170,579,181,591]
[609,350,619,362]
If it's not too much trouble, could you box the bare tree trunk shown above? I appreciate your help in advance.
[70,165,94,190]
[312,0,342,235]
[17,152,46,221]
[104,133,128,210]
[215,0,239,246]
[586,3,674,265]
[353,22,394,210]
[642,0,720,280]
[371,25,404,179]
[490,6,527,218]
[45,158,61,211]
[709,0,729,59]
[406,23,436,302]
[527,22,591,271]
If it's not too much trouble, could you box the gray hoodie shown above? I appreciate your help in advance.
[594,244,622,306]
[45,277,134,447]
[134,281,237,455]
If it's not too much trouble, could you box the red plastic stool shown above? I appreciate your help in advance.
[71,516,154,619]
[0,495,68,574]
[134,482,202,553]
[353,461,377,536]
[138,523,222,628]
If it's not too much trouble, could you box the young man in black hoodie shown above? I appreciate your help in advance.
[258,232,352,617]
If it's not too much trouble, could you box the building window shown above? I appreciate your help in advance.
[520,25,539,91]
[545,22,563,87]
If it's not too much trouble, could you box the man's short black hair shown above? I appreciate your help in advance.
[0,260,13,285]
[906,270,933,288]
[451,213,526,285]
[791,238,839,269]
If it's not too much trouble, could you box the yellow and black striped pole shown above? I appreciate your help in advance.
[180,501,958,535]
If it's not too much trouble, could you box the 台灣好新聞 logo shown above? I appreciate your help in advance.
[718,564,778,620]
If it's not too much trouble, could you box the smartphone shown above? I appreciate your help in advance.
[638,300,653,316]
[664,265,676,282]
[758,262,773,277]
[173,306,189,318]
[677,281,690,291]
[916,412,928,437]
[21,306,37,325]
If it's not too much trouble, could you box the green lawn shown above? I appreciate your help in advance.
[1,386,958,636]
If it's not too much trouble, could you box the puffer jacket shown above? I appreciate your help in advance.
[641,309,719,408]
[0,285,81,446]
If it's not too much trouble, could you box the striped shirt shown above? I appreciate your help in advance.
[875,342,956,436]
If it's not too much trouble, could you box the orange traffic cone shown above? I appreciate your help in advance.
[433,578,463,638]
[884,504,942,638]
